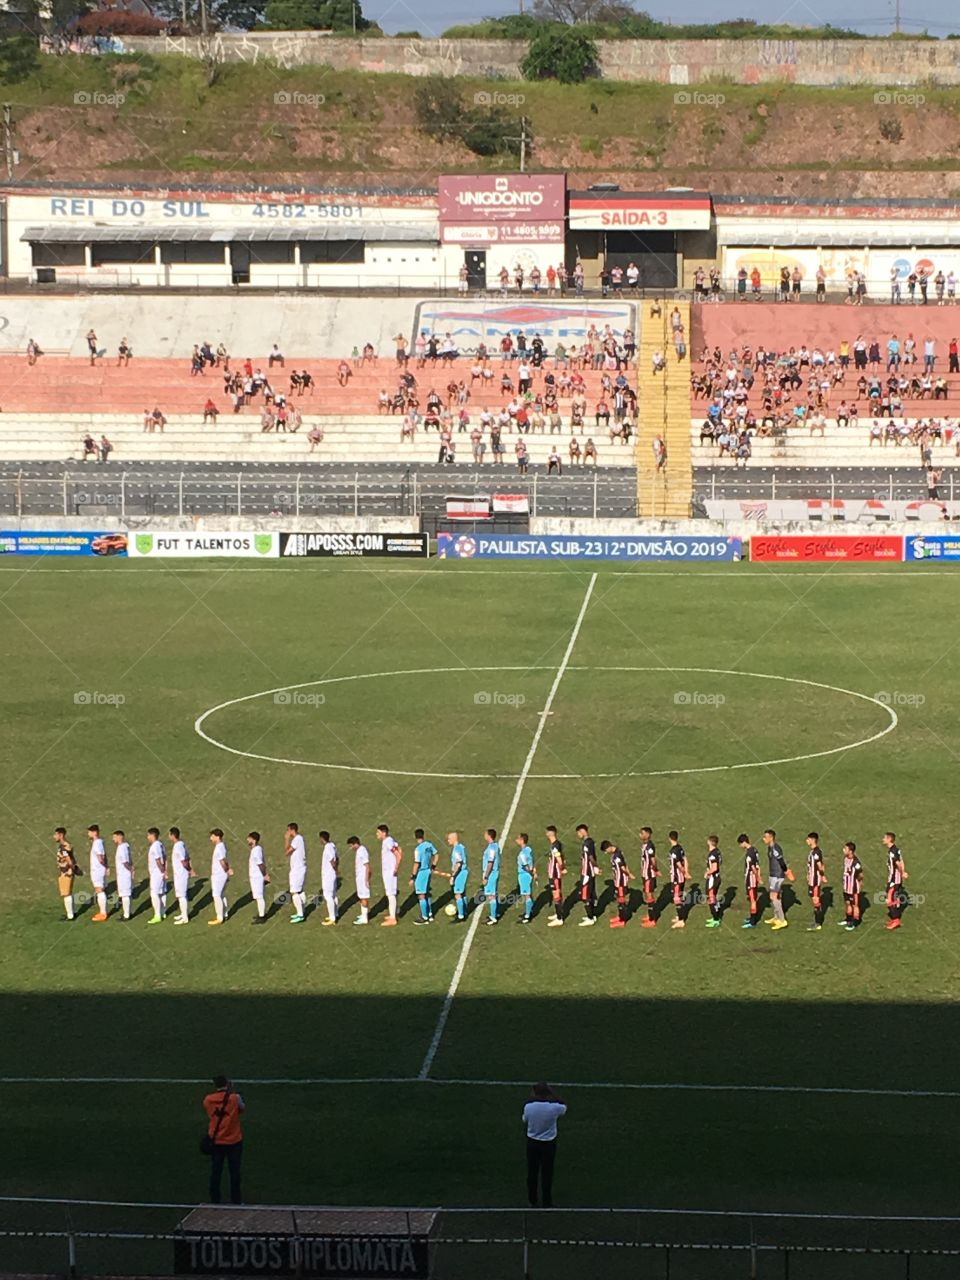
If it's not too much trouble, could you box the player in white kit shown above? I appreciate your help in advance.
[319,830,339,925]
[376,823,402,927]
[88,824,109,921]
[285,821,307,923]
[208,828,233,926]
[348,836,370,924]
[169,826,193,924]
[113,830,134,920]
[146,827,167,924]
[247,831,270,924]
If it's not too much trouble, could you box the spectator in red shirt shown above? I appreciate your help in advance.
[202,398,218,425]
[203,1075,245,1205]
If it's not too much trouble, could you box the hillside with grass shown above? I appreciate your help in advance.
[5,53,960,195]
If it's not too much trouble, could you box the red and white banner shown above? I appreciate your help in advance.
[492,493,530,514]
[568,193,710,232]
[439,175,566,225]
[750,535,903,562]
[445,496,491,521]
[441,222,565,245]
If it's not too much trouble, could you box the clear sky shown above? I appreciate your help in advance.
[365,0,959,39]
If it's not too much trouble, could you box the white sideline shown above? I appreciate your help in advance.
[0,1076,956,1100]
[416,572,598,1081]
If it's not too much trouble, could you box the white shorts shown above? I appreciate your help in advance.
[173,872,190,898]
[91,876,108,891]
[249,872,266,899]
[116,873,134,898]
[149,877,167,896]
[211,872,229,897]
[322,875,338,898]
[289,871,306,894]
[355,877,369,901]
[381,868,398,896]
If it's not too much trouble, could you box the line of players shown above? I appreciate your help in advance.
[52,821,910,932]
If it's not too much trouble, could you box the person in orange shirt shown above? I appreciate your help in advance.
[203,1075,245,1204]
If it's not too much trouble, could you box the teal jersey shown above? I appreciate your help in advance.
[450,843,467,873]
[483,842,501,877]
[414,840,437,871]
[517,845,534,875]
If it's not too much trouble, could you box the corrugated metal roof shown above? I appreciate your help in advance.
[22,224,437,244]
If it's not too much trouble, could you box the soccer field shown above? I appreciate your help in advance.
[2,556,960,1250]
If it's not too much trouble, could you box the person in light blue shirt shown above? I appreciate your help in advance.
[446,831,468,922]
[482,827,501,924]
[515,833,536,924]
[411,827,437,925]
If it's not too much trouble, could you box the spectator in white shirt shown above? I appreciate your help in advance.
[522,1083,567,1208]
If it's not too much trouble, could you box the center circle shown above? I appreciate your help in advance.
[194,666,897,780]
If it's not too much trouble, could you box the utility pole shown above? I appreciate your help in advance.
[895,0,901,33]
[505,117,531,173]
[3,105,13,182]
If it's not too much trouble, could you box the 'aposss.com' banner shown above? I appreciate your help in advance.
[280,532,429,558]
[437,533,741,561]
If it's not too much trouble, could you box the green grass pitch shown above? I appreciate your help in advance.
[2,556,960,1261]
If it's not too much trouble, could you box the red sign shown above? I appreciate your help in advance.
[439,175,566,225]
[492,493,530,513]
[751,536,904,563]
[568,194,710,232]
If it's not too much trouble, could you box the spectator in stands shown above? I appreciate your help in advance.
[268,344,285,369]
[924,337,937,372]
[653,435,667,471]
[26,337,40,365]
[750,266,762,300]
[583,437,598,466]
[890,268,902,304]
[870,420,883,447]
[547,447,562,476]
[336,360,351,388]
[215,343,228,368]
[99,435,113,464]
[203,398,218,425]
[117,337,131,367]
[935,376,949,401]
[516,438,530,475]
[652,350,665,375]
[81,433,98,462]
[86,329,98,365]
[190,346,204,376]
[927,467,943,500]
[568,436,581,466]
[200,342,215,368]
[307,424,323,453]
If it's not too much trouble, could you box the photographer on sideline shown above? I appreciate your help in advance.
[522,1082,566,1208]
[203,1075,245,1204]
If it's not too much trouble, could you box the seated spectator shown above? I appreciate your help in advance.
[118,337,132,367]
[81,432,98,461]
[652,350,665,374]
[934,376,948,400]
[337,360,351,387]
[215,343,229,368]
[261,408,275,433]
[869,420,883,447]
[547,447,562,475]
[583,437,598,466]
[203,398,218,425]
[268,344,285,368]
[308,425,323,452]
[362,342,376,365]
[569,435,582,465]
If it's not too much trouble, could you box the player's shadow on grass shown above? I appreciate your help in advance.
[130,880,154,921]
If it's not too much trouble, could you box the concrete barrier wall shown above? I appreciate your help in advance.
[120,34,960,87]
[8,516,422,533]
[531,519,952,537]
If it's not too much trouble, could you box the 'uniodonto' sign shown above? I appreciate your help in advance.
[439,175,566,225]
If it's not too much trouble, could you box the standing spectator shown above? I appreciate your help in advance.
[203,1075,245,1205]
[458,263,468,296]
[98,435,113,464]
[523,1083,567,1209]
[815,264,826,302]
[927,466,943,500]
[86,329,99,364]
[573,260,584,297]
[26,337,41,365]
[890,267,902,305]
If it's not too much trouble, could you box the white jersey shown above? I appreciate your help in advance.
[248,844,266,895]
[355,844,371,899]
[172,840,191,893]
[148,839,166,889]
[115,842,133,896]
[288,832,307,892]
[321,841,338,889]
[90,837,108,886]
[381,836,400,894]
[211,840,229,891]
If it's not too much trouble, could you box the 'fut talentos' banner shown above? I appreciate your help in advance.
[280,532,429,558]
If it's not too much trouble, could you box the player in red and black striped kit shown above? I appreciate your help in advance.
[668,831,689,930]
[704,836,723,928]
[639,827,658,928]
[545,825,565,928]
[805,832,827,931]
[601,840,634,929]
[739,833,762,928]
[575,823,599,928]
[883,831,908,931]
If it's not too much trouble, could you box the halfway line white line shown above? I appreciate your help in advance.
[416,571,598,1081]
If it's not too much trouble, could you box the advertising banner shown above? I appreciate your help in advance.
[439,175,566,225]
[904,534,960,561]
[128,532,277,558]
[437,532,741,561]
[279,532,428,558]
[750,535,903,562]
[568,193,710,232]
[414,300,635,348]
[705,499,959,523]
[0,530,128,556]
[174,1230,430,1277]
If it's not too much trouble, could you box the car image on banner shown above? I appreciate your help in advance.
[437,532,741,561]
